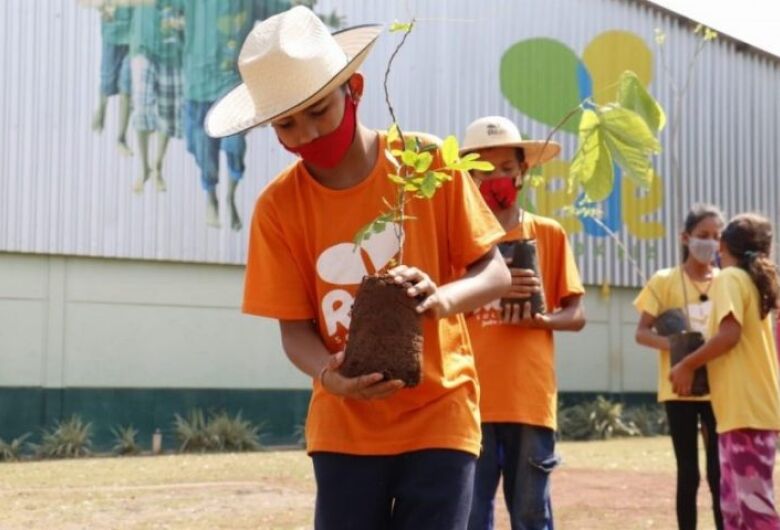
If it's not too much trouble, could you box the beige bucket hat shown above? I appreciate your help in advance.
[205,6,382,138]
[460,116,561,167]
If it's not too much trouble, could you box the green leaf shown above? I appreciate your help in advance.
[389,20,412,33]
[414,152,433,173]
[419,172,438,198]
[569,109,601,190]
[441,136,459,166]
[616,71,666,132]
[451,159,494,172]
[384,148,401,170]
[599,105,661,152]
[420,143,439,154]
[401,150,418,168]
[387,173,406,185]
[387,123,400,144]
[404,136,419,152]
[372,221,387,234]
[433,171,452,183]
[600,107,661,186]
[582,142,614,202]
[599,106,660,186]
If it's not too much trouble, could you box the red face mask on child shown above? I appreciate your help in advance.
[281,94,358,169]
[479,177,518,211]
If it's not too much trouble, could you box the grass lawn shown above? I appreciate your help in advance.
[0,437,738,529]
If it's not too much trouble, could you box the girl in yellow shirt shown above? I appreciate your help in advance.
[634,204,724,530]
[671,213,780,529]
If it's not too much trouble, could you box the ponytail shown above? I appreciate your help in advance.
[722,214,780,319]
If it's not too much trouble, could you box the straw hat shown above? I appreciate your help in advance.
[205,6,382,138]
[460,116,561,167]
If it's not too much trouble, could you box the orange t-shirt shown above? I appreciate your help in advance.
[243,133,504,456]
[466,213,584,429]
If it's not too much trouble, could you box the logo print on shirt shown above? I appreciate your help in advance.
[315,224,403,342]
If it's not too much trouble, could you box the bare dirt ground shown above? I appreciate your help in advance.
[0,437,741,529]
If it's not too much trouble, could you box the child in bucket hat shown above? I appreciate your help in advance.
[209,7,511,528]
[459,116,585,530]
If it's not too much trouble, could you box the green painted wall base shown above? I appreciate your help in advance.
[0,387,312,451]
[0,387,656,451]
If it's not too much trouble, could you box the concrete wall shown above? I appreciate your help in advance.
[0,252,655,393]
[0,252,656,445]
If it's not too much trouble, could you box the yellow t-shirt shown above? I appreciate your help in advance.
[706,267,780,433]
[242,133,504,456]
[633,266,719,402]
[466,214,584,429]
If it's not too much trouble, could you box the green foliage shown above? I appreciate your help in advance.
[617,71,666,133]
[567,70,664,203]
[293,421,306,449]
[557,397,641,441]
[34,416,92,459]
[174,409,214,453]
[623,405,669,437]
[353,125,493,249]
[0,433,30,462]
[174,409,262,453]
[206,411,262,452]
[111,424,141,456]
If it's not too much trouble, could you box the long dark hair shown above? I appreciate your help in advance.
[681,204,724,261]
[721,213,780,319]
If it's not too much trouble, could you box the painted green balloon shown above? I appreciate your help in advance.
[500,38,584,133]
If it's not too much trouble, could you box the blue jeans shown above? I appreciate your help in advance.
[468,423,559,530]
[184,100,246,192]
[312,449,476,530]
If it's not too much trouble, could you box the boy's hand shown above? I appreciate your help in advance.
[502,301,552,328]
[319,352,405,400]
[389,265,450,319]
[669,361,694,396]
[505,264,542,300]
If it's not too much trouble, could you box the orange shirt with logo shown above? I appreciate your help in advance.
[467,214,584,430]
[243,133,504,456]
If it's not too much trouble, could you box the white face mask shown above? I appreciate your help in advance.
[688,237,719,264]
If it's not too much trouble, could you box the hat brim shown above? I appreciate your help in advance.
[205,24,382,138]
[460,140,562,167]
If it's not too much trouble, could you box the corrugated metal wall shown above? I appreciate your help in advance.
[1,0,778,286]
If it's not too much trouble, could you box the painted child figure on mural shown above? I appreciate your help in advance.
[461,116,586,530]
[180,0,289,230]
[671,213,780,530]
[92,1,134,157]
[205,7,511,529]
[634,204,725,530]
[129,0,184,193]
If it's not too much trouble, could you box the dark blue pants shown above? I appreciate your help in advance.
[468,423,559,530]
[311,449,476,530]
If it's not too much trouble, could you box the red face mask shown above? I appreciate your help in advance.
[479,177,518,210]
[281,93,358,169]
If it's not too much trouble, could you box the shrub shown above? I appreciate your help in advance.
[0,433,30,462]
[111,424,141,456]
[174,409,262,453]
[558,396,641,441]
[205,410,262,452]
[623,404,669,437]
[34,416,92,459]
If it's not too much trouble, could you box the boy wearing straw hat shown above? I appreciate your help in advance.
[206,6,511,529]
[460,116,586,530]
